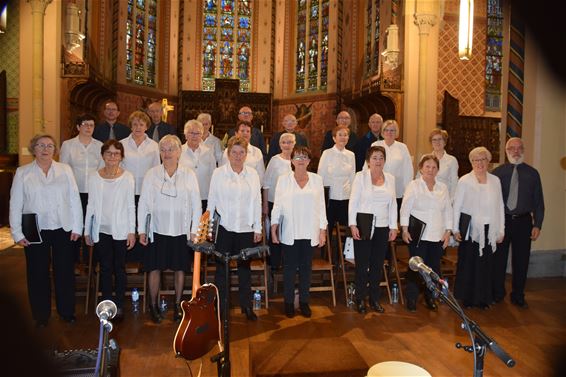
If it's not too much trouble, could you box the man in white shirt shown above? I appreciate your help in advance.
[221,120,265,184]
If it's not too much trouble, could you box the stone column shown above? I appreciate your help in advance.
[27,0,52,135]
[413,12,437,162]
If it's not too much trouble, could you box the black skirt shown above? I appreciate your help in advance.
[144,233,192,272]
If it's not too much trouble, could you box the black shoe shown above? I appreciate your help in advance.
[369,300,385,313]
[62,315,76,323]
[356,300,367,314]
[35,319,48,328]
[511,298,529,309]
[425,297,438,311]
[241,307,257,321]
[406,299,417,312]
[284,303,295,318]
[149,305,162,324]
[173,303,182,322]
[299,302,311,318]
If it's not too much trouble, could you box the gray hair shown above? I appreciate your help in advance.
[468,146,492,162]
[183,119,204,135]
[159,135,182,150]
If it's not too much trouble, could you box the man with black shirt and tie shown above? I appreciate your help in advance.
[93,100,131,142]
[492,137,544,309]
[267,114,309,163]
[146,101,176,142]
[321,111,358,153]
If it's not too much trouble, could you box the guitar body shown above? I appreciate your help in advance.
[173,284,220,360]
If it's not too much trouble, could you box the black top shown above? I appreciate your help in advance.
[267,131,309,162]
[146,121,177,141]
[227,126,266,159]
[354,131,383,171]
[321,129,358,153]
[93,121,131,142]
[492,162,545,228]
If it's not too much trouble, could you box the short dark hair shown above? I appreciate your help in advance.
[76,113,96,126]
[418,154,440,170]
[236,120,253,132]
[365,145,386,163]
[101,139,125,159]
[290,146,312,171]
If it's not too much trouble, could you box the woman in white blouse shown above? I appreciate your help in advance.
[197,112,223,165]
[427,129,458,200]
[119,111,160,200]
[208,136,262,321]
[60,113,103,219]
[348,146,397,314]
[400,154,453,312]
[317,125,355,233]
[221,120,265,184]
[453,147,504,309]
[179,119,216,211]
[9,134,83,327]
[262,132,295,271]
[84,140,136,320]
[271,146,327,319]
[371,120,414,209]
[138,135,202,323]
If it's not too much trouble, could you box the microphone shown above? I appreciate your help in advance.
[96,300,117,321]
[409,256,442,283]
[239,245,270,260]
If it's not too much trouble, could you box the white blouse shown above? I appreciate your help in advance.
[263,154,292,203]
[120,135,160,195]
[271,172,328,246]
[400,177,453,242]
[179,143,216,200]
[348,170,397,229]
[137,165,202,241]
[317,145,356,200]
[84,170,136,242]
[202,133,223,165]
[10,160,83,242]
[370,140,414,198]
[221,144,265,184]
[207,164,262,234]
[59,136,103,193]
[453,172,505,254]
[416,152,459,200]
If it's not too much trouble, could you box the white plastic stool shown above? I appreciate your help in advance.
[367,361,432,377]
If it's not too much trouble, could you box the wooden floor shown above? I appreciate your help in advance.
[1,243,565,377]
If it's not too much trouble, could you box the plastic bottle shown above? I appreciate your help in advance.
[391,282,399,304]
[253,290,262,310]
[131,288,140,314]
[160,295,168,313]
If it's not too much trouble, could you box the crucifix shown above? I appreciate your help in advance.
[161,98,174,122]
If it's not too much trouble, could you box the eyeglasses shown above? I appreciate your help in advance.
[239,111,252,115]
[103,151,121,157]
[35,143,55,150]
[383,128,396,133]
[80,122,95,128]
[471,158,488,163]
[431,138,444,142]
[186,132,202,136]
[161,171,177,198]
[292,155,310,161]
[160,147,177,153]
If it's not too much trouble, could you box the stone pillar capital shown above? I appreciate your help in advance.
[413,13,437,35]
[27,0,53,14]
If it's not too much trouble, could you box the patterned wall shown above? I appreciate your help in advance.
[0,0,20,153]
[437,9,487,120]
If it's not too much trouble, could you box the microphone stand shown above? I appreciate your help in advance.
[422,276,515,377]
[94,318,113,377]
[190,241,269,377]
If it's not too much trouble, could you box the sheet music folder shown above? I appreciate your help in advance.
[458,212,471,240]
[408,215,426,247]
[22,213,42,244]
[356,213,374,240]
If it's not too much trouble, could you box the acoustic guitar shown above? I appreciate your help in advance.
[173,211,221,361]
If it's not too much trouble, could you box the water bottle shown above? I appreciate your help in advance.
[391,282,399,304]
[160,295,168,313]
[347,282,356,308]
[253,290,262,310]
[131,288,140,314]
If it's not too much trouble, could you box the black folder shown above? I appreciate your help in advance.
[356,213,374,240]
[408,215,427,247]
[145,213,151,239]
[211,210,221,243]
[458,212,471,240]
[323,186,330,208]
[22,213,42,244]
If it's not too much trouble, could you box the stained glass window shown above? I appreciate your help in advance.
[201,0,252,92]
[364,0,380,77]
[485,0,503,111]
[125,0,157,87]
[295,0,329,93]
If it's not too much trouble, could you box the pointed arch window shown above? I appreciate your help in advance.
[485,0,503,111]
[295,0,329,93]
[201,0,253,92]
[126,0,158,87]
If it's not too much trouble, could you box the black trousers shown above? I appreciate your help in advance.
[327,199,349,231]
[214,226,254,309]
[405,240,443,302]
[127,194,145,263]
[24,228,76,321]
[493,214,533,302]
[75,192,89,263]
[266,201,282,270]
[282,240,314,304]
[95,233,127,308]
[353,227,389,302]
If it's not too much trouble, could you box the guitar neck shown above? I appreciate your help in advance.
[191,251,201,299]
